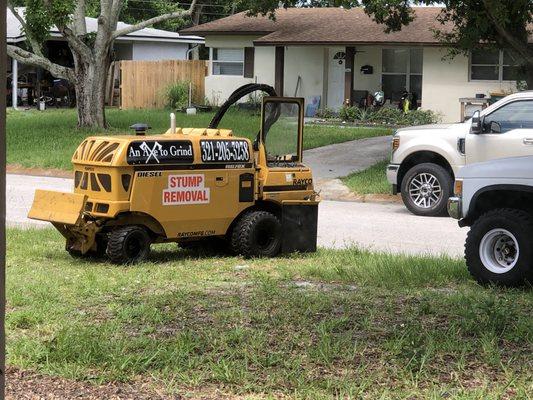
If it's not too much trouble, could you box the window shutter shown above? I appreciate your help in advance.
[244,47,255,78]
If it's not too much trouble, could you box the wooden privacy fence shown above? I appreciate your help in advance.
[119,60,207,109]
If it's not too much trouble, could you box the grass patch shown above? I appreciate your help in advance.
[342,160,391,195]
[7,108,392,170]
[7,228,533,398]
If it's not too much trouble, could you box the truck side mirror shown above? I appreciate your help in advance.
[470,111,483,134]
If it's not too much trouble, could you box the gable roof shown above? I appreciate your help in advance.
[7,7,204,44]
[181,7,450,46]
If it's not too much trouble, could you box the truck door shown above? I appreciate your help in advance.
[466,99,533,164]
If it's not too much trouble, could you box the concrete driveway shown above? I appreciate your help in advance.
[304,135,390,180]
[7,174,466,257]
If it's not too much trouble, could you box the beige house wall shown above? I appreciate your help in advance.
[421,47,516,122]
[204,36,258,105]
[204,35,518,121]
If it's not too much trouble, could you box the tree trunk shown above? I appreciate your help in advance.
[72,52,110,128]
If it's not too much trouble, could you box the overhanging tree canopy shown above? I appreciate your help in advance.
[7,0,197,128]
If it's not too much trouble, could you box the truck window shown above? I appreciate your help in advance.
[484,100,533,133]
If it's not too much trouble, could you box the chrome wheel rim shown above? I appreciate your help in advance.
[479,228,519,274]
[408,172,442,209]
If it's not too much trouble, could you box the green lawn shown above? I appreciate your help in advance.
[7,108,392,170]
[7,228,533,398]
[342,160,391,195]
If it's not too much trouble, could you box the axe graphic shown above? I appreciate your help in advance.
[140,141,163,164]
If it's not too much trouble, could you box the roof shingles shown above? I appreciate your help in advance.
[181,7,452,45]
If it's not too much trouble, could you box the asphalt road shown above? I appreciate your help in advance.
[7,174,467,257]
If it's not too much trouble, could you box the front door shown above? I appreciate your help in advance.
[466,99,533,164]
[327,48,345,110]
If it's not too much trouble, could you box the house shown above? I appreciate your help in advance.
[182,7,524,123]
[7,7,204,107]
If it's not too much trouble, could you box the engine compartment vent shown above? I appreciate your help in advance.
[73,139,120,164]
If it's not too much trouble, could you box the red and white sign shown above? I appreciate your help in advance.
[162,174,210,205]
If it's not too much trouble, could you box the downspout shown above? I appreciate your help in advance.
[186,44,200,60]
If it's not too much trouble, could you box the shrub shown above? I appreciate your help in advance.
[315,107,336,119]
[339,106,440,126]
[164,81,190,110]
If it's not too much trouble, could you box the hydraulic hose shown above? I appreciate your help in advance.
[208,83,278,130]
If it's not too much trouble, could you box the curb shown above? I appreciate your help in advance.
[7,165,72,179]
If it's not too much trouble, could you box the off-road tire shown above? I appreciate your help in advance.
[401,162,452,217]
[231,210,282,258]
[465,208,533,286]
[106,226,151,264]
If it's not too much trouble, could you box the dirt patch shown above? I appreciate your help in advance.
[5,366,171,400]
[7,164,72,179]
[5,366,272,400]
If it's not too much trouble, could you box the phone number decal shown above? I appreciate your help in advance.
[200,140,250,163]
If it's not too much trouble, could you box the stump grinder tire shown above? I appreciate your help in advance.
[465,208,533,286]
[401,163,452,217]
[231,210,282,258]
[106,226,151,264]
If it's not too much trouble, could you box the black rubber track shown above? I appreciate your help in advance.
[465,208,533,286]
[231,210,282,258]
[106,225,151,264]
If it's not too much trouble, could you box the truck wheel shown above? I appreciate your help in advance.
[465,209,533,286]
[401,163,452,217]
[231,210,282,258]
[106,226,151,264]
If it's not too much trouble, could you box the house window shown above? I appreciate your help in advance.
[212,48,244,76]
[470,49,519,81]
[381,48,423,102]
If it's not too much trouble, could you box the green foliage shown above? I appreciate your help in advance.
[23,0,75,44]
[315,107,336,119]
[235,0,359,19]
[164,81,190,110]
[118,0,241,31]
[339,106,440,126]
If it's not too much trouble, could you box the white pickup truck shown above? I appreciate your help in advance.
[448,156,533,286]
[387,91,533,216]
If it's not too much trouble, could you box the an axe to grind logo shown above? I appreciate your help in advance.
[127,140,193,165]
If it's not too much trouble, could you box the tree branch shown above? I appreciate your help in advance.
[58,26,94,61]
[109,0,124,30]
[71,0,87,36]
[110,0,197,41]
[482,0,533,64]
[7,44,75,81]
[7,2,45,58]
